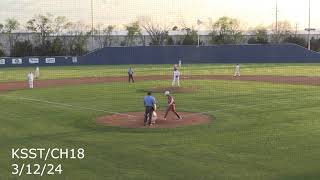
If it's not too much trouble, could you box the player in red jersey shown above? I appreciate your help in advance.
[163,91,182,120]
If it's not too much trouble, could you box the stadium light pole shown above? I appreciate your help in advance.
[305,0,315,50]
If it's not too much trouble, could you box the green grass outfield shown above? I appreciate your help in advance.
[1,63,320,82]
[1,64,320,179]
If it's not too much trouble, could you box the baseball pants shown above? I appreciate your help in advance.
[234,70,240,76]
[28,81,34,89]
[172,77,180,87]
[144,106,154,125]
[164,104,181,119]
[128,75,134,83]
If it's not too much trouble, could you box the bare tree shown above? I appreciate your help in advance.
[174,21,200,45]
[103,25,115,47]
[0,24,4,55]
[53,16,72,55]
[53,16,72,36]
[4,18,20,55]
[208,16,243,44]
[125,21,142,46]
[26,14,54,46]
[181,27,199,45]
[65,22,91,55]
[139,17,170,45]
[0,23,3,32]
[248,26,269,44]
[93,23,104,48]
[270,20,293,44]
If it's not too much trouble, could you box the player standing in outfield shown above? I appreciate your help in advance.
[27,72,34,89]
[35,66,40,79]
[128,67,134,83]
[234,64,240,77]
[178,60,182,68]
[163,91,181,120]
[172,68,180,87]
[144,92,157,126]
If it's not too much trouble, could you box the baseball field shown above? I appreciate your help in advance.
[1,63,320,180]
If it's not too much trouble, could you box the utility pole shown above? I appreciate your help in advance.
[197,19,202,47]
[305,0,315,50]
[91,0,94,50]
[274,0,280,43]
[275,0,278,34]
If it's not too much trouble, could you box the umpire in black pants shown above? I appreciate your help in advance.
[143,92,156,126]
[128,67,134,83]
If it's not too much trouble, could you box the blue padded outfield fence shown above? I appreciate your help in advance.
[1,44,320,67]
[0,56,78,67]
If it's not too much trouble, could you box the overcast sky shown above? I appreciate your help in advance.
[0,0,319,30]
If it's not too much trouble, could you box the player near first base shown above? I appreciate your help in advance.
[163,91,181,120]
[234,64,240,77]
[27,72,34,89]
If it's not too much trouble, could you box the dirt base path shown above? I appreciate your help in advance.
[1,75,320,92]
[192,75,320,86]
[96,111,211,128]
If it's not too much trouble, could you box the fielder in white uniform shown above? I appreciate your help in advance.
[35,66,40,79]
[234,64,240,77]
[178,60,182,67]
[27,72,34,89]
[172,69,180,87]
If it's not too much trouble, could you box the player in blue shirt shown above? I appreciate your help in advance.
[144,92,156,126]
[128,67,134,83]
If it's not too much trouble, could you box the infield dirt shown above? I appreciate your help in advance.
[1,75,320,92]
[96,111,212,128]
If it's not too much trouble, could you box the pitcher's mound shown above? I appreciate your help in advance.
[96,111,212,128]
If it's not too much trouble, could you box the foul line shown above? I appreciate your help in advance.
[1,95,138,118]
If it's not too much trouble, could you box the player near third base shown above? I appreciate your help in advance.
[172,68,180,87]
[234,64,240,77]
[163,91,181,121]
[27,72,34,89]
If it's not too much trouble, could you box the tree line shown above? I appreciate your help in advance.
[0,14,319,57]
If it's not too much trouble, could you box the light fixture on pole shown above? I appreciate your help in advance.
[305,0,315,50]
